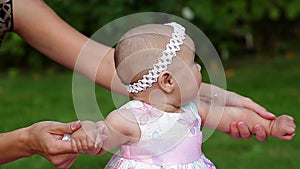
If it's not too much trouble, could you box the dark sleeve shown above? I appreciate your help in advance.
[0,0,13,44]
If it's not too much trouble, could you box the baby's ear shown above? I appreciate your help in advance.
[158,71,175,93]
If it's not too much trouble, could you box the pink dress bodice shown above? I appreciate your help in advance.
[105,100,216,169]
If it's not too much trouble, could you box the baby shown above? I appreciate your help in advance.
[70,22,296,168]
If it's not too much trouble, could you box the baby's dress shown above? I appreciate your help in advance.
[105,100,216,169]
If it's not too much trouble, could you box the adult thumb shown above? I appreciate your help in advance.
[53,121,81,134]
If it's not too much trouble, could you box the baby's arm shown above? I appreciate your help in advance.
[69,109,139,155]
[198,101,296,140]
[96,109,140,155]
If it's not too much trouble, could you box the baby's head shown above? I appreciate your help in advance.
[115,22,201,105]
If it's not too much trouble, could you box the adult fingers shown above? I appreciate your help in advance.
[226,92,275,120]
[253,124,267,142]
[241,98,275,120]
[50,121,81,135]
[237,122,251,139]
[228,122,241,139]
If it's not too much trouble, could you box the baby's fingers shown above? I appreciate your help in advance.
[281,115,295,124]
[87,137,96,151]
[280,125,296,141]
[95,125,107,148]
[80,137,89,152]
[71,139,79,153]
[280,133,296,141]
[285,117,296,134]
[286,126,296,134]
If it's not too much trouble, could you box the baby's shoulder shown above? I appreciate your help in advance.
[106,109,136,123]
[106,109,140,138]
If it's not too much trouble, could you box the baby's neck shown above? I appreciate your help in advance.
[133,95,183,113]
[152,102,183,113]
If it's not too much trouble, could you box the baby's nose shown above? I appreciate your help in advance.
[196,64,202,72]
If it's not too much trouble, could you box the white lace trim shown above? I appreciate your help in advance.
[125,22,186,93]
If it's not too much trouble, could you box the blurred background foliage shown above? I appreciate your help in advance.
[1,0,300,70]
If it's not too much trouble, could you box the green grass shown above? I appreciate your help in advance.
[0,56,299,169]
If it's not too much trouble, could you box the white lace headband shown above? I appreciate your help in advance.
[125,22,186,93]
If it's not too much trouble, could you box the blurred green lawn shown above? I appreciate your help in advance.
[0,56,299,169]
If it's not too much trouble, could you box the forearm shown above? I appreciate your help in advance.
[0,127,32,164]
[198,83,224,102]
[13,0,86,70]
[77,40,127,94]
[13,0,127,94]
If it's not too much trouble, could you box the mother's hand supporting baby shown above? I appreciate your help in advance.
[223,90,274,141]
[0,121,81,169]
[198,83,275,141]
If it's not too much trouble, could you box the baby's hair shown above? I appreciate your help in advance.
[115,24,195,85]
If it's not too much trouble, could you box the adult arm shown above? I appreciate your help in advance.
[0,121,81,169]
[13,0,125,94]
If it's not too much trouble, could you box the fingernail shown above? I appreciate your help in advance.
[239,123,246,129]
[71,123,76,130]
[71,121,80,130]
[267,112,276,117]
[231,122,237,128]
[256,126,263,133]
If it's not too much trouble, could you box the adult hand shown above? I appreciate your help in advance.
[26,121,81,169]
[225,91,274,141]
[199,83,276,120]
[199,83,275,141]
[224,91,276,120]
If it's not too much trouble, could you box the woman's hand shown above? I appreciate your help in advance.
[26,121,81,169]
[199,83,276,141]
[223,90,275,120]
[223,90,275,141]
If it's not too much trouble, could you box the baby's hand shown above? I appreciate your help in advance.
[95,121,107,151]
[71,121,100,154]
[271,115,296,140]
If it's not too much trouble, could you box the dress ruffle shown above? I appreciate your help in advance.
[105,154,216,169]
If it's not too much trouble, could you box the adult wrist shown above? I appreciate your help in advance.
[20,126,35,158]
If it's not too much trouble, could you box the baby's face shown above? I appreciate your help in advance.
[170,47,202,105]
